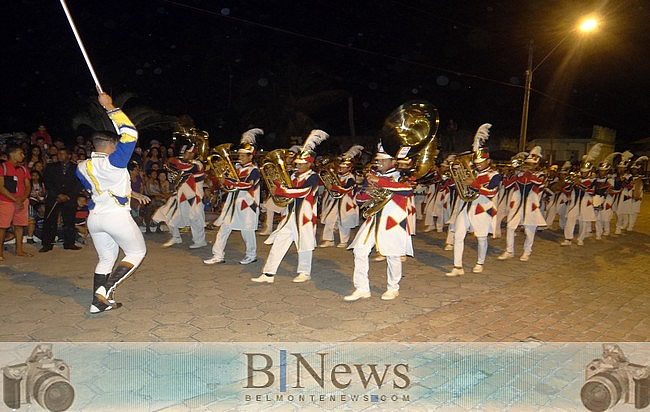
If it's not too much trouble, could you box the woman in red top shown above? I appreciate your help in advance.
[0,145,33,260]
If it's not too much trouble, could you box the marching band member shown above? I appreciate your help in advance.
[320,145,363,248]
[446,124,501,277]
[435,156,459,249]
[155,142,207,249]
[593,152,618,239]
[561,144,601,246]
[252,130,327,284]
[627,156,647,232]
[545,161,572,230]
[613,151,633,234]
[76,92,147,313]
[493,157,521,239]
[498,146,547,262]
[204,129,262,265]
[344,143,413,301]
[422,166,442,232]
[259,145,300,235]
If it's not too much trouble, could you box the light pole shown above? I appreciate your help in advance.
[518,17,599,152]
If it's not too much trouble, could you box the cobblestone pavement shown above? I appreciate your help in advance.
[0,202,648,342]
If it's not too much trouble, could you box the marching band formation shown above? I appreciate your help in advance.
[84,95,647,313]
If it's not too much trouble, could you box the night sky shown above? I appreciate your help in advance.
[4,0,649,149]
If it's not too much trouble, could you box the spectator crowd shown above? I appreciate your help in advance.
[0,125,226,262]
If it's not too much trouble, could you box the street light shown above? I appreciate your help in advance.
[518,16,599,152]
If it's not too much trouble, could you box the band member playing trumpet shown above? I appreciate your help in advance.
[344,143,413,301]
[320,145,363,248]
[561,144,601,246]
[204,129,263,265]
[498,146,547,262]
[252,130,328,284]
[446,124,501,277]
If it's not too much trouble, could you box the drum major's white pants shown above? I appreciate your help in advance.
[88,209,146,274]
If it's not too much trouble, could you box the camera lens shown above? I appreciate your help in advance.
[33,372,75,412]
[581,373,623,412]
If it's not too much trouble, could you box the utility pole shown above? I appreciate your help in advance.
[518,40,534,152]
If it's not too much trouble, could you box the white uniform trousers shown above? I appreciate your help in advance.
[616,213,629,231]
[352,237,402,293]
[211,224,256,260]
[453,217,488,267]
[262,218,313,275]
[564,215,590,242]
[628,213,638,231]
[594,210,611,237]
[168,212,205,245]
[262,210,276,233]
[505,225,536,255]
[88,209,146,274]
[322,220,351,243]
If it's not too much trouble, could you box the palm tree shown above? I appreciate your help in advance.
[72,93,178,138]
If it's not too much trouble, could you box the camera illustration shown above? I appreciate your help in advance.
[581,343,650,411]
[3,344,74,412]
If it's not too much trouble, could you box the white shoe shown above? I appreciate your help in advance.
[162,237,182,248]
[615,228,622,235]
[344,289,371,301]
[595,235,602,240]
[381,289,399,300]
[472,264,483,273]
[443,244,453,251]
[292,273,311,283]
[560,239,572,246]
[445,267,464,277]
[373,255,386,261]
[204,256,225,264]
[251,274,274,283]
[577,239,584,246]
[319,240,335,248]
[189,241,207,249]
[423,226,434,233]
[497,251,514,260]
[239,256,257,265]
[336,242,348,248]
[519,254,530,262]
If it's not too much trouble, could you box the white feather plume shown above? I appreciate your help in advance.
[288,145,302,153]
[472,123,491,153]
[529,146,542,157]
[302,129,329,152]
[584,143,602,163]
[634,155,649,166]
[241,128,263,145]
[620,150,633,164]
[603,152,620,165]
[342,145,364,160]
[561,161,572,171]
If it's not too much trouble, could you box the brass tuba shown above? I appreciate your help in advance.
[318,157,344,200]
[167,127,211,190]
[448,151,479,202]
[207,143,240,192]
[260,149,294,207]
[362,100,439,219]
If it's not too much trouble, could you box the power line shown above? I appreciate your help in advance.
[161,0,601,120]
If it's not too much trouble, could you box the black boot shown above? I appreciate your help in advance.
[90,273,121,314]
[104,262,135,301]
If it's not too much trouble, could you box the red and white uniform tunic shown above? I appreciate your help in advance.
[262,170,320,275]
[321,172,359,243]
[504,171,547,228]
[210,162,261,260]
[153,158,206,244]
